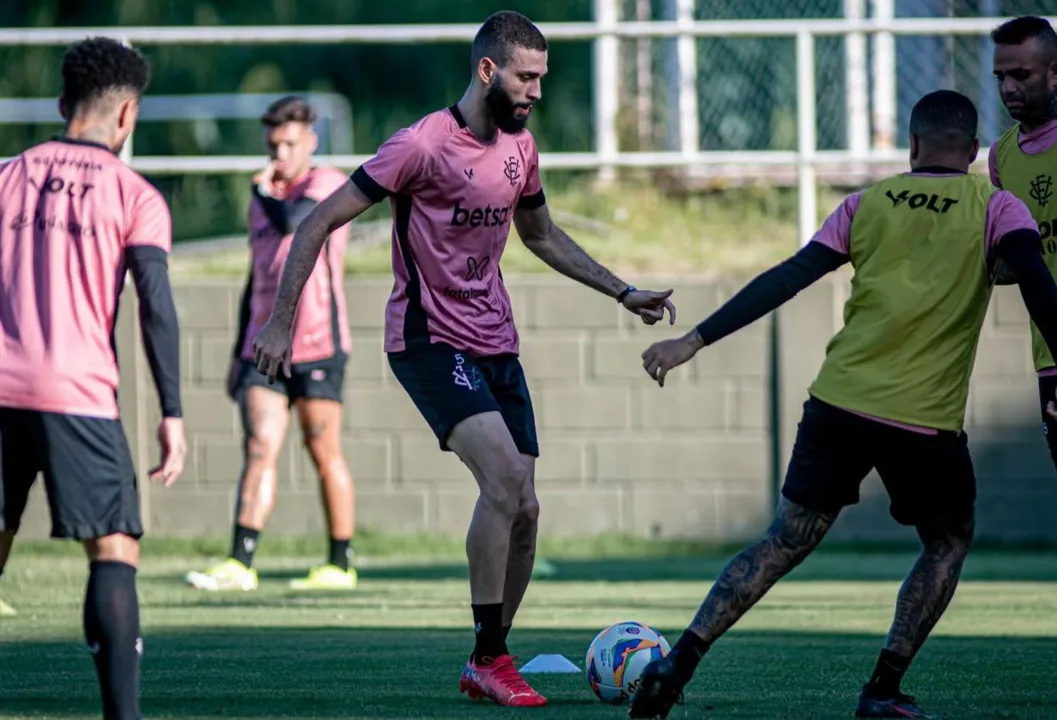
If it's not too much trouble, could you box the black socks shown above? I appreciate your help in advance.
[471,603,507,662]
[84,561,141,720]
[231,524,259,567]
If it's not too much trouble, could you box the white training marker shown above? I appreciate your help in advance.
[519,654,581,674]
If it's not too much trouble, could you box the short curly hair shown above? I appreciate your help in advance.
[261,96,317,128]
[61,36,151,114]
[471,11,547,69]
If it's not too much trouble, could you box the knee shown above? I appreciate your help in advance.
[480,460,532,517]
[245,431,284,465]
[919,518,974,559]
[84,533,140,566]
[517,495,540,525]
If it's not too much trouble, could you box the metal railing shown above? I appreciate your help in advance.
[0,8,1043,246]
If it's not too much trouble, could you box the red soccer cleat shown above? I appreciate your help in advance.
[458,654,547,707]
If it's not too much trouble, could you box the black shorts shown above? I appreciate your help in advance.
[237,353,347,405]
[387,341,539,456]
[1038,374,1057,470]
[0,407,143,540]
[782,397,976,527]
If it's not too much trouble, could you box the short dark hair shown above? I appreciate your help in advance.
[471,11,547,69]
[261,95,317,127]
[909,90,978,151]
[61,37,150,114]
[991,15,1057,60]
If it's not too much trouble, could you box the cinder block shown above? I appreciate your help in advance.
[535,488,624,536]
[539,387,631,430]
[173,285,234,331]
[638,385,730,430]
[518,335,585,381]
[593,438,768,482]
[624,484,722,539]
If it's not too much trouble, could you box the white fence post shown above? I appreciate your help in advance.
[593,0,619,184]
[844,0,870,161]
[871,0,897,150]
[796,30,817,248]
[676,0,698,161]
[119,36,134,166]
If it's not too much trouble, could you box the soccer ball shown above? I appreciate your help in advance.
[585,621,671,705]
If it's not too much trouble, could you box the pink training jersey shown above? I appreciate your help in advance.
[0,138,172,419]
[811,173,1037,434]
[351,105,545,356]
[240,166,352,364]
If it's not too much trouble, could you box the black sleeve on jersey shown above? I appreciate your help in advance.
[232,266,253,360]
[517,189,546,210]
[125,245,182,418]
[997,228,1057,358]
[694,242,849,346]
[252,184,320,235]
[351,167,389,203]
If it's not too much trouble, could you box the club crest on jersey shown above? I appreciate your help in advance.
[1030,174,1053,208]
[503,156,521,187]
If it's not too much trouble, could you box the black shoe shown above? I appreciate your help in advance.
[855,685,938,719]
[627,656,686,719]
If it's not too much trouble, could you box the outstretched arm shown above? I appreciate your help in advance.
[514,202,676,323]
[267,180,375,329]
[513,202,628,297]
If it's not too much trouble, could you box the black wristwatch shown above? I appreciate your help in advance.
[615,285,636,303]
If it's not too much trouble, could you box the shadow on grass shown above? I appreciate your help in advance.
[229,549,1057,585]
[3,627,1057,719]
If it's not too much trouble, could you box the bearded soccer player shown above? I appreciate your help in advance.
[989,15,1057,469]
[0,37,187,720]
[184,96,358,593]
[252,10,675,708]
[628,90,1057,719]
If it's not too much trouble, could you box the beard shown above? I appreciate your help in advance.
[485,80,531,134]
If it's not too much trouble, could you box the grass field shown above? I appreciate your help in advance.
[170,182,850,280]
[4,544,1057,719]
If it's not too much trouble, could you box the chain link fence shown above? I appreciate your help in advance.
[618,0,1057,157]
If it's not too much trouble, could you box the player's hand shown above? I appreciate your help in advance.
[253,319,293,383]
[641,330,705,387]
[1047,392,1057,421]
[253,161,281,197]
[150,417,187,487]
[225,359,241,402]
[621,288,676,326]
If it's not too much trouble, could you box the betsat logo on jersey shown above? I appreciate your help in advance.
[449,201,510,228]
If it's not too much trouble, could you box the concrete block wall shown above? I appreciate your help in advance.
[16,276,1057,543]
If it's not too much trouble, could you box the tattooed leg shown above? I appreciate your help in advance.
[687,497,837,646]
[887,519,974,658]
[862,518,974,701]
[628,498,838,719]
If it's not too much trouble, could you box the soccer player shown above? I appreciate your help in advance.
[0,37,187,720]
[252,10,676,708]
[628,90,1057,719]
[989,16,1057,469]
[184,96,358,593]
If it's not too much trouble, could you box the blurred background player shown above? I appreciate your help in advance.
[185,96,358,592]
[630,89,1057,719]
[989,16,1057,471]
[251,10,675,708]
[0,37,187,720]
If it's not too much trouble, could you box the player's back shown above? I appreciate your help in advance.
[0,138,170,419]
[810,171,997,430]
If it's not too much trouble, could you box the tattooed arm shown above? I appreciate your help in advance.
[513,204,628,297]
[267,180,376,329]
[688,498,836,645]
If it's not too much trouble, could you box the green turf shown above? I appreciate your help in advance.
[3,550,1057,719]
